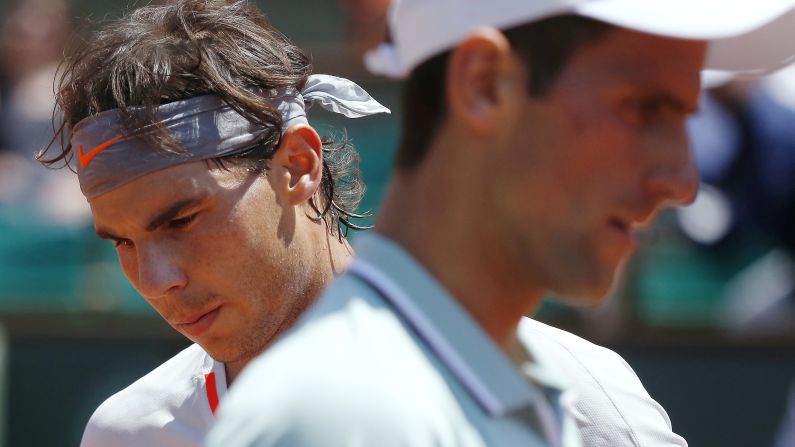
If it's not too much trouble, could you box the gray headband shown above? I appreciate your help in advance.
[71,74,390,200]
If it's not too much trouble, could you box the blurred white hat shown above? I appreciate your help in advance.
[366,0,795,78]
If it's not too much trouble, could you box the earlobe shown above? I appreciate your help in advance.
[272,124,323,206]
[446,27,517,136]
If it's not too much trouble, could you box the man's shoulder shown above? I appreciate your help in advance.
[209,275,483,446]
[518,317,635,375]
[281,272,411,358]
[519,318,687,446]
[80,343,211,446]
[212,350,483,447]
[266,273,434,380]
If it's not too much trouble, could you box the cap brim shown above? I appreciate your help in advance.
[367,0,795,78]
[701,70,736,89]
[577,0,795,72]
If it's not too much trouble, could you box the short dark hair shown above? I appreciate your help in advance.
[396,15,612,170]
[38,0,367,236]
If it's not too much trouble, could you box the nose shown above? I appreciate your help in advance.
[643,133,700,206]
[134,242,189,299]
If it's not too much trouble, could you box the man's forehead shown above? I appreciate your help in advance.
[565,28,706,97]
[89,162,220,223]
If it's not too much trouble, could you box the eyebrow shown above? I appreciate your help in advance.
[94,196,206,240]
[652,92,698,114]
[95,228,120,241]
[628,79,699,114]
[144,197,204,232]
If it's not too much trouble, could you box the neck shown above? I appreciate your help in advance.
[376,166,544,351]
[224,359,247,385]
[225,225,353,386]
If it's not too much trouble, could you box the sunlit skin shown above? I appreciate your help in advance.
[493,28,704,303]
[89,125,351,383]
[377,27,705,350]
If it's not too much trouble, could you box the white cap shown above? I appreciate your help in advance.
[366,0,795,78]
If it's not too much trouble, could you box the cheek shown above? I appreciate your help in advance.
[231,179,282,239]
[486,131,560,230]
[203,200,284,285]
[562,108,643,192]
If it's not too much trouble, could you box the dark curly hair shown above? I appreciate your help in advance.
[38,0,368,236]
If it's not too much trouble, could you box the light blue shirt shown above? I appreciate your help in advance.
[207,233,580,447]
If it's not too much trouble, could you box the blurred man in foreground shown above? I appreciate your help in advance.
[38,1,388,445]
[210,1,795,446]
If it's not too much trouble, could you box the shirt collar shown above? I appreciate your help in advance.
[350,232,562,418]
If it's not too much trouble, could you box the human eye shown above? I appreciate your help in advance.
[168,212,198,229]
[620,93,687,129]
[112,238,134,249]
[630,98,666,125]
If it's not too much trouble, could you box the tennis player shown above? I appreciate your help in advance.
[209,1,795,446]
[37,1,388,445]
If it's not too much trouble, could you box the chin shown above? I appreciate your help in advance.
[204,334,273,364]
[192,337,239,362]
[550,269,620,307]
[554,288,610,308]
[201,345,249,364]
[194,340,228,361]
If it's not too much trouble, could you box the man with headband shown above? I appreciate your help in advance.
[209,1,795,446]
[37,1,388,446]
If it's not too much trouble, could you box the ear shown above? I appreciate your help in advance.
[271,124,323,206]
[446,27,519,137]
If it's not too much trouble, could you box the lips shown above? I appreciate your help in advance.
[609,217,630,233]
[611,207,657,232]
[607,216,638,250]
[175,306,221,338]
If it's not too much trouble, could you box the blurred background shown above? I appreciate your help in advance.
[1,0,795,446]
